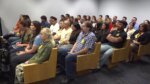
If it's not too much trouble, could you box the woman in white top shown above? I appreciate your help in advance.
[124,22,136,39]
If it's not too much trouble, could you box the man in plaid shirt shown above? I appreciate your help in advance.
[59,21,96,84]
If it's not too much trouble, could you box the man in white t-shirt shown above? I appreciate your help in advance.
[49,16,59,35]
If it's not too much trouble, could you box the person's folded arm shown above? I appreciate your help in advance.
[28,47,52,64]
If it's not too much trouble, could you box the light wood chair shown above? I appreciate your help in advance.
[108,40,130,68]
[76,42,101,72]
[22,48,57,84]
[134,43,150,60]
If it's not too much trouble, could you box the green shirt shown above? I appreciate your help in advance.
[28,40,55,64]
[21,29,32,43]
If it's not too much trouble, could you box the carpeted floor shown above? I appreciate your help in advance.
[1,56,150,84]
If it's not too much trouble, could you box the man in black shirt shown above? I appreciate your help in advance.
[100,20,127,66]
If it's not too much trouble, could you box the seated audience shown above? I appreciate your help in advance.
[9,21,42,84]
[3,15,30,43]
[122,16,128,28]
[10,19,32,53]
[49,16,59,35]
[100,20,127,67]
[95,23,109,43]
[53,20,64,42]
[40,15,50,28]
[124,22,136,39]
[58,21,96,83]
[129,23,149,61]
[130,17,139,30]
[58,20,72,45]
[97,15,104,30]
[15,28,55,83]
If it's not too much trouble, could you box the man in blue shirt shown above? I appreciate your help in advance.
[40,15,50,28]
[131,17,139,30]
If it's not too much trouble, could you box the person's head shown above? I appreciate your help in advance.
[70,16,74,22]
[101,23,109,30]
[138,23,148,32]
[59,20,64,29]
[113,16,117,21]
[131,17,137,23]
[144,20,150,25]
[30,21,41,36]
[65,14,70,19]
[116,20,124,30]
[77,15,81,20]
[19,15,30,22]
[64,20,71,29]
[60,15,65,21]
[87,15,91,21]
[83,15,87,21]
[92,16,97,22]
[81,21,92,33]
[19,15,24,22]
[127,22,135,29]
[122,16,127,21]
[105,15,110,19]
[20,19,31,31]
[50,16,57,25]
[112,20,117,27]
[74,18,79,23]
[40,28,52,41]
[71,22,81,31]
[99,15,103,18]
[41,15,47,22]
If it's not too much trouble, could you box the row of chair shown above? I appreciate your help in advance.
[22,40,150,84]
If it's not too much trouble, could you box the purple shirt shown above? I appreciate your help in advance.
[73,31,96,53]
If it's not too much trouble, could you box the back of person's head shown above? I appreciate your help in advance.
[41,15,47,21]
[32,21,41,36]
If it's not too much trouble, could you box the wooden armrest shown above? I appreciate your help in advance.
[22,63,38,67]
[113,48,125,51]
[76,54,94,71]
[111,48,129,63]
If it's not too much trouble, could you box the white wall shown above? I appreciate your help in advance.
[0,0,150,34]
[98,0,150,23]
[0,0,98,34]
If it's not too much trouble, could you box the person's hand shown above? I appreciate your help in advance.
[16,42,22,46]
[25,61,29,64]
[133,40,140,44]
[25,44,30,51]
[68,52,77,55]
[16,51,26,56]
